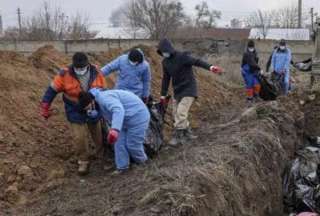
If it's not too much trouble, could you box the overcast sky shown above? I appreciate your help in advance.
[1,0,320,28]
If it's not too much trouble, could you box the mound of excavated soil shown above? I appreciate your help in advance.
[0,50,74,212]
[29,45,70,75]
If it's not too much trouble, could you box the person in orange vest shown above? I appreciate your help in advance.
[40,52,106,175]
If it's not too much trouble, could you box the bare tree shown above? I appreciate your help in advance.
[272,6,308,28]
[246,10,272,39]
[2,1,96,40]
[124,0,187,39]
[246,5,309,34]
[67,13,97,40]
[195,1,221,29]
[230,18,242,28]
[109,6,127,27]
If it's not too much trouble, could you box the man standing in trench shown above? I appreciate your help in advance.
[157,39,223,146]
[40,52,106,175]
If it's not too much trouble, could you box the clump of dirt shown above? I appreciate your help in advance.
[29,45,70,75]
[302,92,320,137]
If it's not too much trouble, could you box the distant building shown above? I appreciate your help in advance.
[249,28,310,41]
[91,24,147,39]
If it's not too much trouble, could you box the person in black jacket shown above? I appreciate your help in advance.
[241,40,261,105]
[157,38,223,146]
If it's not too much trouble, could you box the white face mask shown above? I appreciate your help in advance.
[163,52,170,58]
[129,60,138,66]
[248,48,255,52]
[280,46,286,50]
[74,66,88,76]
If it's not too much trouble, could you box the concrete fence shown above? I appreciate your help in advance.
[0,39,158,54]
[0,39,315,59]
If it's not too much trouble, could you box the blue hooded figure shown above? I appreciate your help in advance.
[271,39,292,95]
[101,49,151,102]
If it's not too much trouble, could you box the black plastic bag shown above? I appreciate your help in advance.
[283,145,320,214]
[257,73,281,101]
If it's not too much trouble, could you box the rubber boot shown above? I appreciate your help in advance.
[184,128,198,140]
[78,160,90,176]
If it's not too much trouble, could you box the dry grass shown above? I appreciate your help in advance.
[208,55,243,86]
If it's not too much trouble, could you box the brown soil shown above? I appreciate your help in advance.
[0,45,316,216]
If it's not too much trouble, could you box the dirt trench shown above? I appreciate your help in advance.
[0,46,317,216]
[9,96,306,216]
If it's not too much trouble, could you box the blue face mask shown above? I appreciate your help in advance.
[87,109,99,118]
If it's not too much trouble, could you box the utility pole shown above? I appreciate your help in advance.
[298,0,302,28]
[0,14,3,36]
[17,8,22,38]
[311,8,314,31]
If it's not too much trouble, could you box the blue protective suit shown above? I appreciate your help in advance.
[101,53,151,98]
[271,48,292,95]
[89,88,150,170]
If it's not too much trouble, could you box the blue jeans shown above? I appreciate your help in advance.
[114,117,149,170]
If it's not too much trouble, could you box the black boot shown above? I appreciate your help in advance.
[184,128,198,140]
[168,130,183,146]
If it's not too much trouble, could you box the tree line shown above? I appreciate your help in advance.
[1,0,309,40]
[2,1,97,41]
[111,0,309,40]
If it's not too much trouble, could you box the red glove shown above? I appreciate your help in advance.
[40,102,51,119]
[142,97,149,104]
[107,129,119,145]
[160,96,169,106]
[210,65,223,74]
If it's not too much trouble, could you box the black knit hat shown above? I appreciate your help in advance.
[128,49,143,64]
[279,39,286,46]
[79,92,94,111]
[73,52,89,68]
[247,40,255,48]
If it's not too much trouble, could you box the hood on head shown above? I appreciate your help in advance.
[157,39,175,56]
[128,48,144,64]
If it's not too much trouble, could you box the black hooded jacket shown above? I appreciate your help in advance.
[241,49,260,73]
[158,39,212,100]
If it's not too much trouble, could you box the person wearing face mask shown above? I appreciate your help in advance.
[78,88,150,174]
[241,40,261,105]
[157,38,223,146]
[271,39,292,95]
[101,49,151,103]
[40,52,106,175]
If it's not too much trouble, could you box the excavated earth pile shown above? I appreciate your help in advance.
[0,45,315,216]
